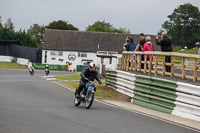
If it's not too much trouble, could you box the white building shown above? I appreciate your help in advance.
[42,29,157,72]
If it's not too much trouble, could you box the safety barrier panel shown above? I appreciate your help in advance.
[17,58,29,66]
[0,56,14,62]
[32,63,68,71]
[105,69,200,122]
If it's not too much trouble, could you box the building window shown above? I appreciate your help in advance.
[78,52,87,57]
[50,51,63,56]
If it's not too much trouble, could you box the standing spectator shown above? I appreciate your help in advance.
[156,32,172,72]
[123,39,130,51]
[196,41,200,65]
[126,38,137,66]
[134,33,146,69]
[141,36,153,69]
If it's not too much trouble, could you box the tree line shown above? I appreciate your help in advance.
[0,3,200,49]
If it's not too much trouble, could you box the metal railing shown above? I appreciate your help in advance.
[120,51,200,82]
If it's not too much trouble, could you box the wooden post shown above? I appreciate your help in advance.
[193,59,197,82]
[139,55,142,72]
[126,54,130,71]
[144,54,147,74]
[162,55,166,76]
[148,54,152,75]
[121,54,124,70]
[154,56,158,76]
[171,56,174,77]
[123,54,126,70]
[130,53,133,71]
[182,57,185,79]
[134,54,137,71]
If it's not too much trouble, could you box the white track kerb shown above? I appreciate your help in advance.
[105,69,200,122]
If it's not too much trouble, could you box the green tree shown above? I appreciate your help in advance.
[162,3,200,49]
[46,20,78,31]
[86,20,131,33]
[27,24,45,49]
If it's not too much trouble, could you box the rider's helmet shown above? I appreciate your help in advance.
[89,62,96,71]
[46,65,48,67]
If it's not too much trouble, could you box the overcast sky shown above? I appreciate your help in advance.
[0,0,200,35]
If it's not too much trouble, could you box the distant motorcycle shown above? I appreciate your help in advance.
[45,68,49,76]
[29,67,34,76]
[74,80,98,109]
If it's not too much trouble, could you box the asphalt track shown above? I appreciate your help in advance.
[0,69,199,133]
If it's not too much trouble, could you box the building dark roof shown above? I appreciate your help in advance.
[43,29,160,53]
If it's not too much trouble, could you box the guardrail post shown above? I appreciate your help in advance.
[148,54,152,75]
[193,59,197,82]
[162,55,166,76]
[154,55,158,76]
[144,55,147,74]
[182,57,185,79]
[171,56,174,77]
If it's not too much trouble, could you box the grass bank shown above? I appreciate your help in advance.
[0,62,26,69]
[55,74,130,101]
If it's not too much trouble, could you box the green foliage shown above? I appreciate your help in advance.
[172,45,181,52]
[86,20,130,33]
[27,24,45,49]
[157,29,164,35]
[46,20,79,31]
[162,3,200,49]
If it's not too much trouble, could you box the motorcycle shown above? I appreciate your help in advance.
[29,67,34,76]
[74,81,98,109]
[45,68,49,76]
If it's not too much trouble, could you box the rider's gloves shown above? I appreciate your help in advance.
[98,81,102,84]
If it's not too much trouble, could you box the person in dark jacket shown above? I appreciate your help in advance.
[156,32,172,72]
[75,62,102,98]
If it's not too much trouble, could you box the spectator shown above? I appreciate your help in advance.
[134,33,146,69]
[141,36,154,69]
[123,39,130,51]
[126,38,137,66]
[156,32,172,72]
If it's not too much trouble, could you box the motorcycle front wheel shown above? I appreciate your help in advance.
[85,92,94,109]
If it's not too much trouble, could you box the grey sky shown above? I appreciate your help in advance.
[0,0,200,35]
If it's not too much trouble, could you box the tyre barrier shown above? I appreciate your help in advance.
[0,56,29,65]
[105,69,200,122]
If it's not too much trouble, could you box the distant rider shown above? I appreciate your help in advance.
[29,65,34,75]
[45,65,50,74]
[75,62,102,98]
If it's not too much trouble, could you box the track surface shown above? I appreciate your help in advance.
[0,69,199,133]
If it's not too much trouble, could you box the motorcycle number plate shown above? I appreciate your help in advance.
[88,87,94,91]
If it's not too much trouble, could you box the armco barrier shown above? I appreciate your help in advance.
[105,69,200,122]
[32,63,68,71]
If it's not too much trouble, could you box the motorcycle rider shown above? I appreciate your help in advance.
[29,65,34,75]
[45,65,50,75]
[75,62,102,98]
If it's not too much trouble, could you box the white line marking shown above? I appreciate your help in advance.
[53,81,200,132]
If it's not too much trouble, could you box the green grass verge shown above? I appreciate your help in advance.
[0,62,26,69]
[56,74,122,100]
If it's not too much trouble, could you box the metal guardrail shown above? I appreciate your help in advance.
[121,51,200,82]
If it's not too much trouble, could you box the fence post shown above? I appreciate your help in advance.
[144,54,147,74]
[121,54,124,70]
[130,53,133,71]
[182,57,185,79]
[193,59,197,82]
[139,55,142,72]
[171,56,174,77]
[148,54,152,75]
[126,54,130,71]
[154,55,158,76]
[134,54,137,71]
[162,55,166,76]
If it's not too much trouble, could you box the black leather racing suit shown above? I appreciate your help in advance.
[75,67,101,96]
